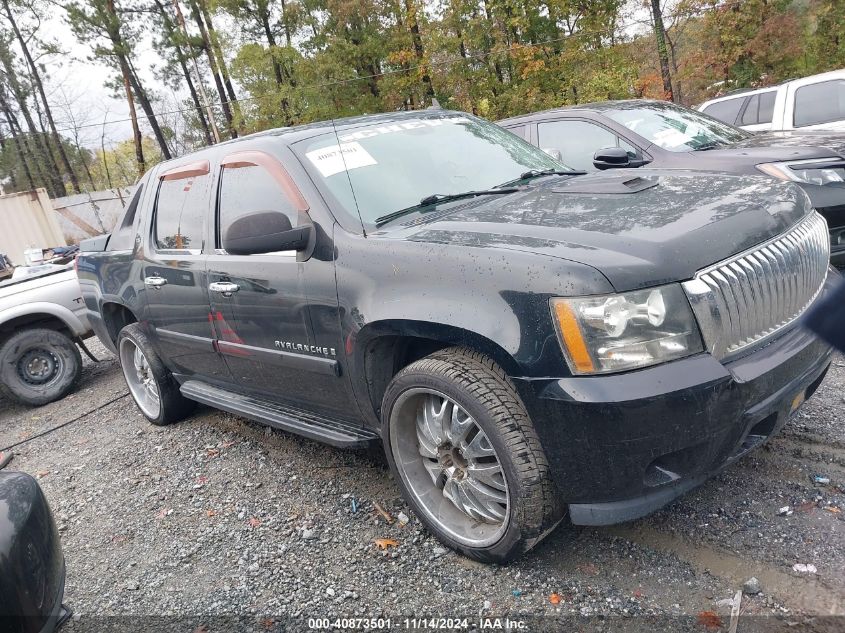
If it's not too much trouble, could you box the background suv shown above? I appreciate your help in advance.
[499,100,845,267]
[698,69,845,132]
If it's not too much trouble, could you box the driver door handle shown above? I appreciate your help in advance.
[209,281,240,297]
[144,276,167,288]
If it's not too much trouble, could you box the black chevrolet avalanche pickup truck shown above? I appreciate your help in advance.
[78,111,836,562]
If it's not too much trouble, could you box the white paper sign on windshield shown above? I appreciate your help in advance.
[306,142,377,177]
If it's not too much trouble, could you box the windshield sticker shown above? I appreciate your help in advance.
[306,142,378,177]
[652,127,692,148]
[338,116,471,142]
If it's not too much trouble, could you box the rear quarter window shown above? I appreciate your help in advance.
[108,184,143,251]
[702,97,745,125]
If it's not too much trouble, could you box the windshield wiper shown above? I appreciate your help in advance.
[694,142,723,151]
[375,188,519,227]
[495,168,586,188]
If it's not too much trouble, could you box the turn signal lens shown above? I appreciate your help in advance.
[552,300,595,374]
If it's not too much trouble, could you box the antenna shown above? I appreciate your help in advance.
[330,119,367,237]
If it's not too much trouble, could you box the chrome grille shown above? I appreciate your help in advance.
[683,213,830,360]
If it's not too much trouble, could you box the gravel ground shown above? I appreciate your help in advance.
[0,339,842,631]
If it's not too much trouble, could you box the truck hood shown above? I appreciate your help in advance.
[730,130,845,157]
[389,170,811,292]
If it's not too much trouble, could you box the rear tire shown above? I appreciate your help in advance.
[117,323,195,425]
[382,347,564,563]
[0,328,82,406]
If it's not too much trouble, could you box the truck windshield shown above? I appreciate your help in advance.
[294,114,567,228]
[605,102,750,152]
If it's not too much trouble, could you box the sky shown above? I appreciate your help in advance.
[44,12,164,149]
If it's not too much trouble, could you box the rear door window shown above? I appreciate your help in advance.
[740,94,760,126]
[154,173,211,252]
[702,97,745,125]
[537,120,637,171]
[794,80,845,127]
[504,124,528,140]
[758,91,776,124]
[740,92,776,126]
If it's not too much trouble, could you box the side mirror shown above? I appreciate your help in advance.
[223,211,312,255]
[542,148,563,162]
[593,147,631,170]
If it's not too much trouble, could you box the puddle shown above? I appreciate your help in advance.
[600,524,843,615]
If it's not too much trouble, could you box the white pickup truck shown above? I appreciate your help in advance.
[0,263,92,406]
[698,69,845,132]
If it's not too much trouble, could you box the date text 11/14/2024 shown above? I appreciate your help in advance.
[307,617,528,630]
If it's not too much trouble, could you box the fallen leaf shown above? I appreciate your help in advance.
[373,538,399,549]
[697,611,722,629]
[796,501,816,513]
[206,448,220,458]
[824,506,841,514]
[221,441,237,449]
[260,618,275,630]
[549,593,561,605]
[633,588,643,598]
[196,475,208,485]
[249,517,262,527]
[155,508,169,520]
[373,502,394,524]
[206,510,217,517]
[36,471,49,478]
[192,626,209,633]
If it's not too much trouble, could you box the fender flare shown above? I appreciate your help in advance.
[0,302,89,338]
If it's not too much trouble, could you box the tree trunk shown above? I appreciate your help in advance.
[99,115,114,190]
[172,0,220,144]
[650,0,675,102]
[126,59,173,159]
[189,0,236,138]
[0,94,34,190]
[280,0,292,47]
[77,144,96,190]
[119,55,145,176]
[154,0,212,146]
[0,127,15,191]
[0,54,63,195]
[177,49,213,145]
[404,0,435,102]
[198,0,241,126]
[260,9,285,87]
[2,0,81,193]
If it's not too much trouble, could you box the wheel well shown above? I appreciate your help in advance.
[102,303,137,344]
[0,314,71,346]
[361,333,518,421]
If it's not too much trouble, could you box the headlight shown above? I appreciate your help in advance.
[550,284,703,375]
[757,158,845,186]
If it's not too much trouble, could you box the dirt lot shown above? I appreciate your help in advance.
[1,339,843,631]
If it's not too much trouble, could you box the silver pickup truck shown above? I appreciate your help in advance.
[0,263,92,406]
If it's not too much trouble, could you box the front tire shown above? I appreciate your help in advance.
[382,347,564,563]
[117,323,195,425]
[0,328,82,406]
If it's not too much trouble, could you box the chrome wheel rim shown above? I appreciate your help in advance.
[389,388,510,548]
[119,338,161,419]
